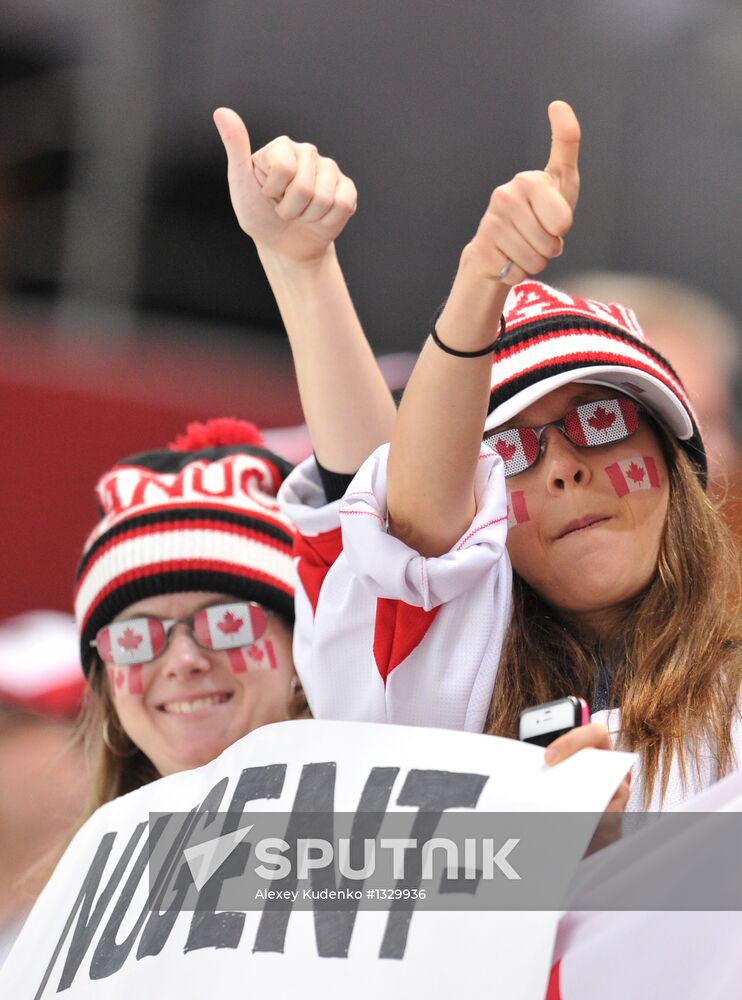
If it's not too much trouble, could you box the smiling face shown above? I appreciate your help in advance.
[499,384,670,632]
[104,592,294,776]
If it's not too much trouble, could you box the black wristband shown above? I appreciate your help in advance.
[314,453,356,502]
[429,302,506,358]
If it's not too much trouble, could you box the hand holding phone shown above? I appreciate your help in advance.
[518,695,589,747]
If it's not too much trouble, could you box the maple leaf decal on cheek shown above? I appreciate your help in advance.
[495,438,517,462]
[118,627,143,651]
[218,610,244,634]
[588,406,616,431]
[627,461,646,484]
[247,645,264,662]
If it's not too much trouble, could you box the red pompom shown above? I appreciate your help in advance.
[168,418,265,451]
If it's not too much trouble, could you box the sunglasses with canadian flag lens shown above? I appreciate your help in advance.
[483,398,642,478]
[91,601,269,667]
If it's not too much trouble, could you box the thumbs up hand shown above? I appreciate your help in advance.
[465,100,581,286]
[213,107,358,263]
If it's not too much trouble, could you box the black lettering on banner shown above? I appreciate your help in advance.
[35,824,146,998]
[33,763,489,993]
[92,778,229,977]
[137,778,231,960]
[379,770,488,960]
[184,766,287,954]
[89,813,174,979]
[253,765,400,958]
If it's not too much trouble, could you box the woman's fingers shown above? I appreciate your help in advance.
[544,722,613,765]
[544,100,581,211]
[274,142,318,220]
[252,135,299,200]
[465,100,580,284]
[508,189,566,259]
[544,722,631,810]
[252,139,354,228]
[481,217,551,277]
[319,174,358,230]
[472,170,571,283]
[216,110,357,260]
[527,176,574,240]
[607,772,632,813]
[545,721,631,854]
[213,107,253,171]
[298,157,343,223]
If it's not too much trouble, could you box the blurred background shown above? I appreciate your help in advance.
[2,0,741,621]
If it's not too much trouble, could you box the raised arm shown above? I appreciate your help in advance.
[214,107,396,473]
[387,101,581,555]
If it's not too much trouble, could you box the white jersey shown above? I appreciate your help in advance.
[278,443,742,812]
[279,444,511,731]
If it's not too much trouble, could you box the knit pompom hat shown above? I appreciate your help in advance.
[74,419,295,676]
[483,280,707,484]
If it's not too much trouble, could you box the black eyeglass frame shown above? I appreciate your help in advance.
[89,601,273,667]
[483,397,646,479]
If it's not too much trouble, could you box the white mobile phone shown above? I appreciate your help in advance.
[518,696,590,747]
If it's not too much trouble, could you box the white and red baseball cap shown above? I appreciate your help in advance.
[483,280,706,484]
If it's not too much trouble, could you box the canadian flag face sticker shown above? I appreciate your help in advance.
[507,490,530,527]
[484,427,540,477]
[96,618,166,667]
[605,455,661,497]
[227,639,278,674]
[193,602,268,651]
[564,398,639,447]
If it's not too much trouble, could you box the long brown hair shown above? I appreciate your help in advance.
[485,433,742,806]
[76,663,159,819]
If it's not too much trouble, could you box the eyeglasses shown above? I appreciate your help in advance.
[483,397,641,478]
[91,601,269,667]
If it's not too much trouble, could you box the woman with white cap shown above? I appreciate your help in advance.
[277,101,742,811]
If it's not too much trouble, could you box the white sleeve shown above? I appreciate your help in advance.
[279,444,513,733]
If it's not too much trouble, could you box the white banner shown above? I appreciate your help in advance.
[554,767,742,1000]
[1,721,632,1000]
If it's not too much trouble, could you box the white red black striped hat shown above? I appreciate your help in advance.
[74,419,296,677]
[483,280,707,483]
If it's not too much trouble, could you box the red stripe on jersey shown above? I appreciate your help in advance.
[373,598,442,683]
[545,960,562,1000]
[293,527,343,617]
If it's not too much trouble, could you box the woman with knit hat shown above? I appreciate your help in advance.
[69,110,399,813]
[278,101,742,812]
[74,418,300,810]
